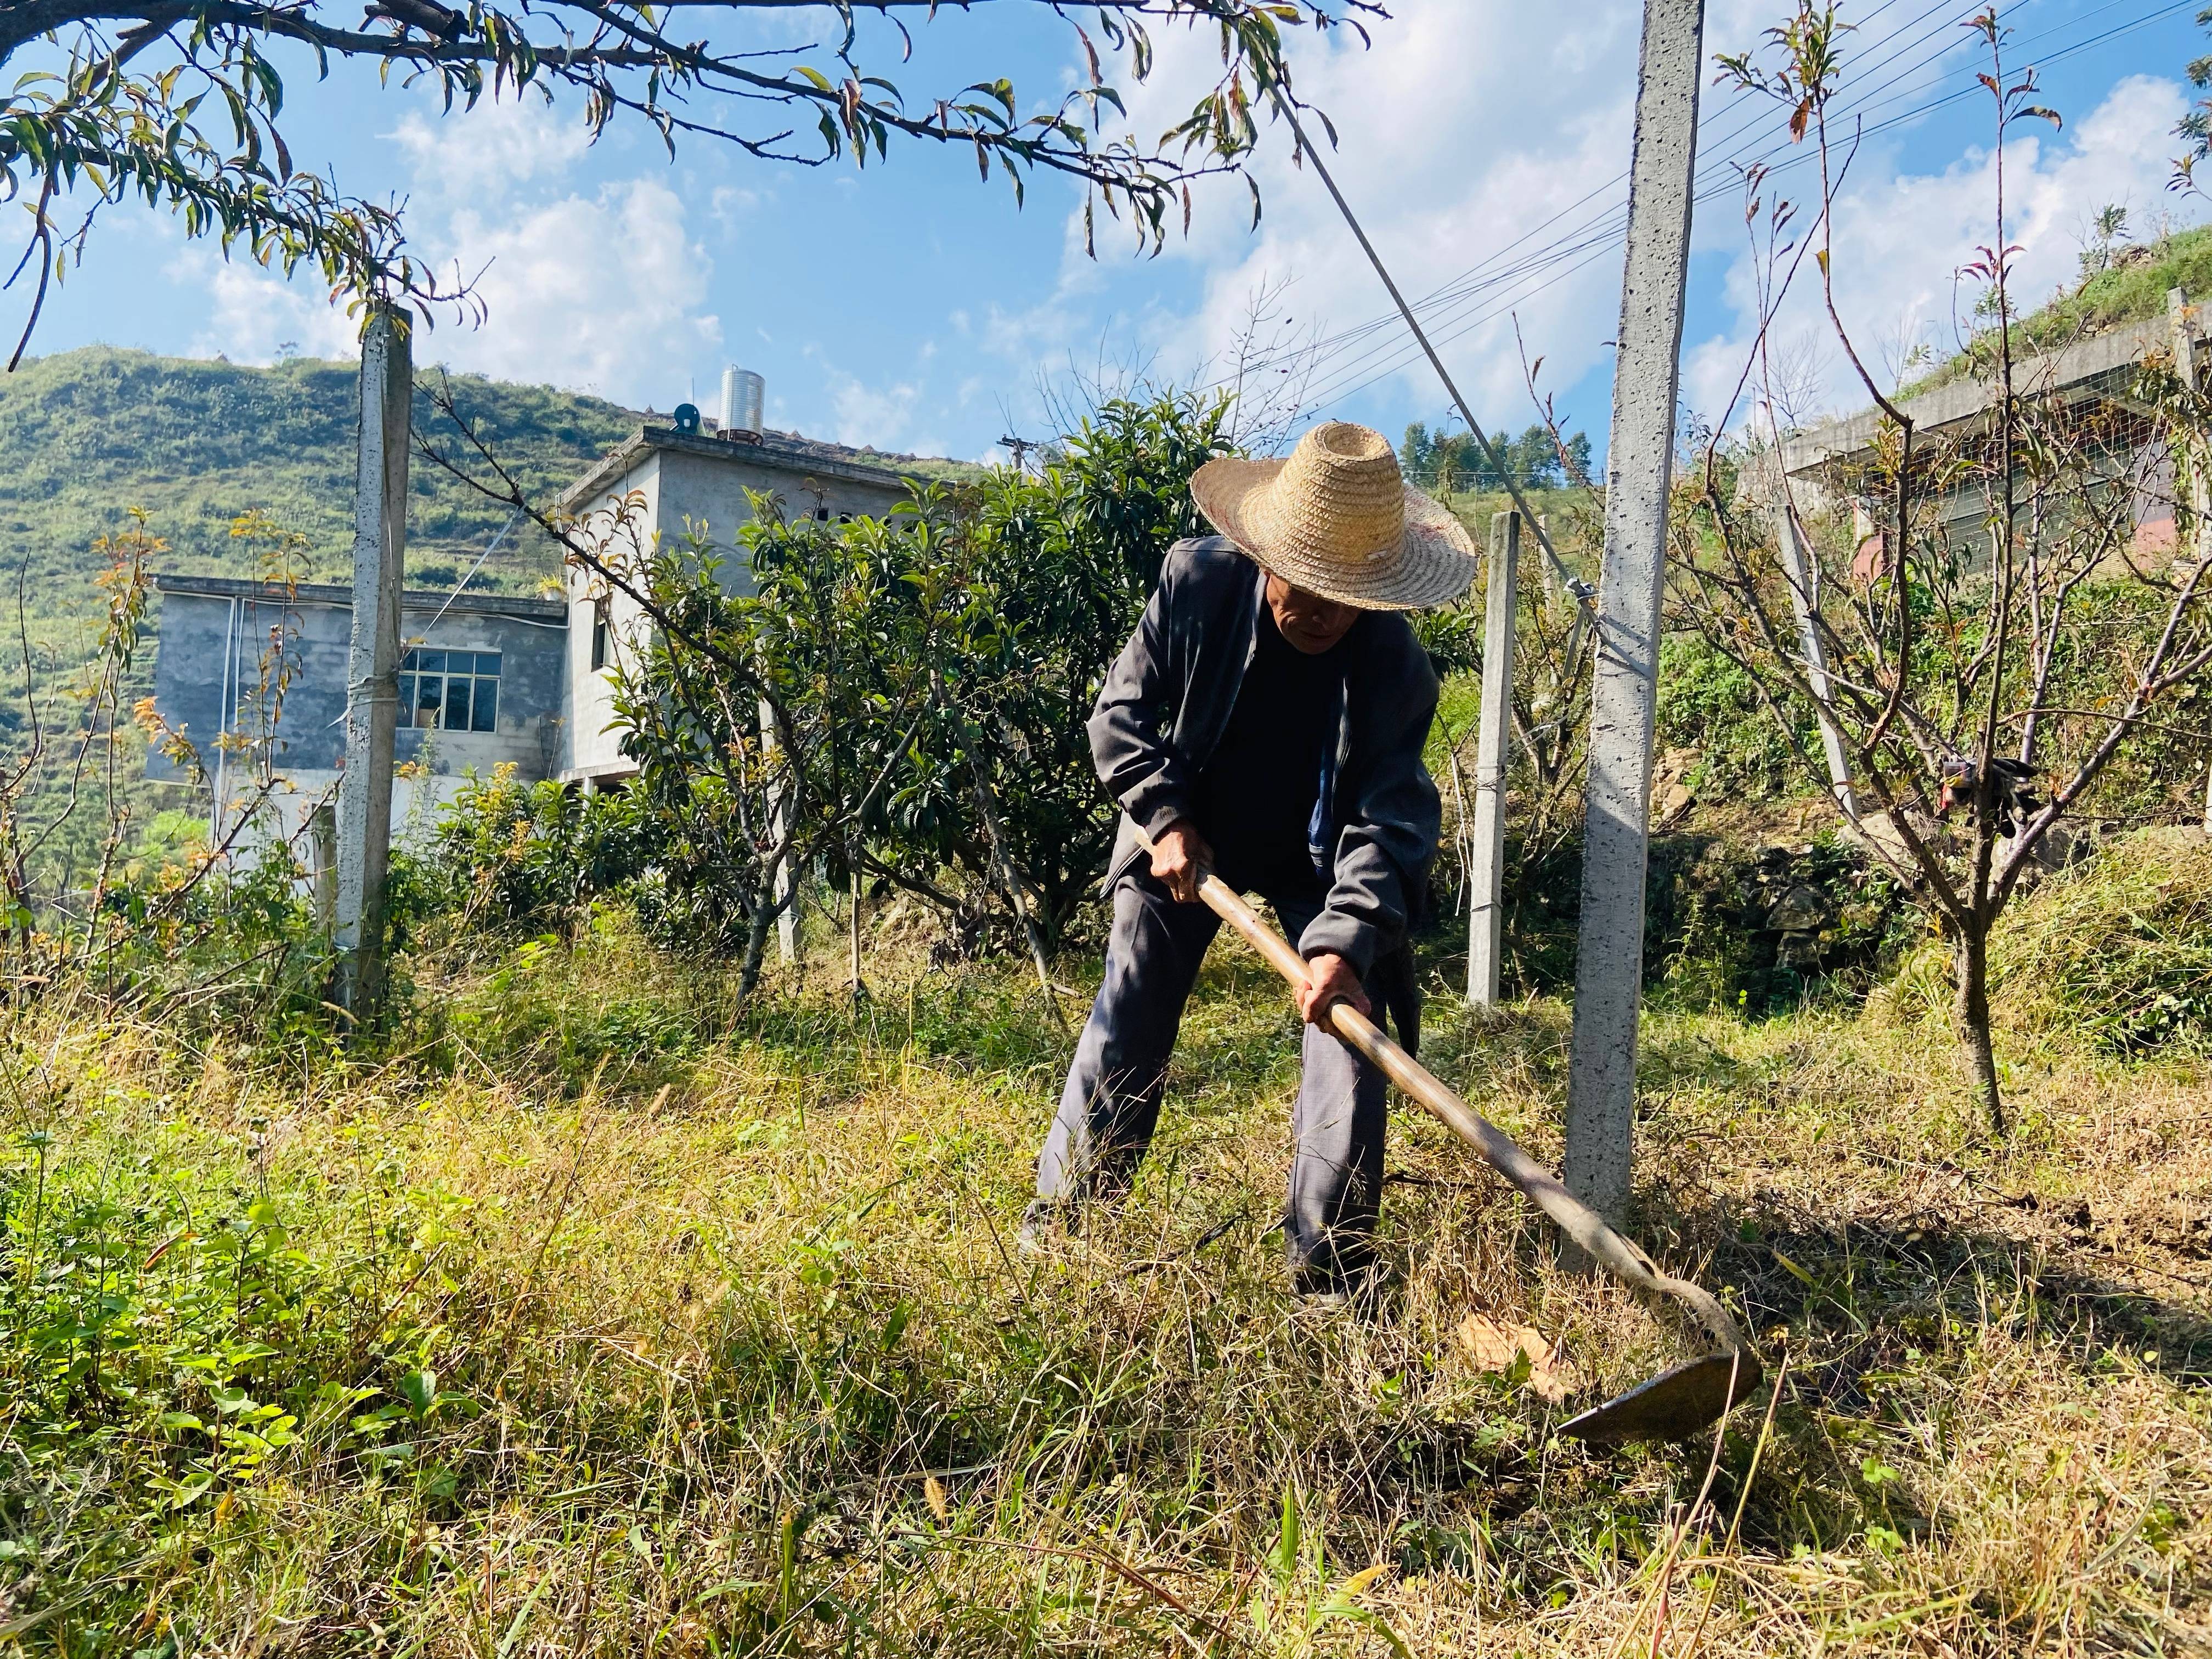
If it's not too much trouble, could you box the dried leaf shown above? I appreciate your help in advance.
[1340,1561,1391,1596]
[1456,1311,1534,1371]
[1455,1313,1576,1403]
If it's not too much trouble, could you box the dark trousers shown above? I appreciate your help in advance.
[1032,869,1389,1290]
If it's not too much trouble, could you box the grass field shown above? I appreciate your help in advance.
[5,833,2212,1655]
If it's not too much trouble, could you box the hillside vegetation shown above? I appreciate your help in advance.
[0,347,639,606]
[1903,222,2212,399]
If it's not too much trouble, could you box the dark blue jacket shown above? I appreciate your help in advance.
[1091,536,1442,984]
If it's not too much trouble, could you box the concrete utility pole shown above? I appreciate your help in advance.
[1564,0,1705,1222]
[1769,498,1859,820]
[1468,510,1519,1009]
[334,305,410,1021]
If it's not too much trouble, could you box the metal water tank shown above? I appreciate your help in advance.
[719,367,764,441]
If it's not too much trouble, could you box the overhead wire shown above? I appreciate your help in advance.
[1288,0,2190,419]
[1259,83,1595,602]
[1376,0,2190,390]
[1236,0,1978,385]
[1274,0,2161,407]
[1284,0,2027,404]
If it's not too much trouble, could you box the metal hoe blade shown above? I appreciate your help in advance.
[1560,1350,1765,1446]
[1133,828,1763,1447]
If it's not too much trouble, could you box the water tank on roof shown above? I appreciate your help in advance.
[720,367,764,442]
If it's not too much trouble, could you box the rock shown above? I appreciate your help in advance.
[1766,882,1830,933]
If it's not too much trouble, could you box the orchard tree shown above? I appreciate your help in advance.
[0,0,1369,359]
[1691,5,2212,1131]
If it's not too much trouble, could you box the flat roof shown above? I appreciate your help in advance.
[154,573,566,622]
[556,423,924,511]
[1780,312,2179,476]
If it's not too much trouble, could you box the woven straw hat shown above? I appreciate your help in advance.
[1190,421,1479,611]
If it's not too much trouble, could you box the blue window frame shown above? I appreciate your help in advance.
[398,648,501,732]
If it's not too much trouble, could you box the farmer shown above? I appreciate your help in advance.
[1024,421,1478,1299]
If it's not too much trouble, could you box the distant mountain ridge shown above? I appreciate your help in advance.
[0,347,641,606]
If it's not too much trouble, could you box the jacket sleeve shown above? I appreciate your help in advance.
[1297,625,1442,979]
[1087,557,1194,838]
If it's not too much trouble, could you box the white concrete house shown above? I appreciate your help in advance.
[554,398,918,787]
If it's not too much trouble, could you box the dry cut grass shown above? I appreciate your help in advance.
[4,853,2212,1655]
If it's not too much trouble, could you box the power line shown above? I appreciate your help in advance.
[1261,83,1594,605]
[1288,0,2192,417]
[1238,0,1989,385]
[1285,0,2015,394]
[1268,0,2168,402]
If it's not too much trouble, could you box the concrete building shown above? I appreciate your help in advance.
[554,417,915,786]
[148,574,569,849]
[146,374,929,844]
[1769,297,2198,569]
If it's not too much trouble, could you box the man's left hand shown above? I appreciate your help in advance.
[1297,953,1370,1026]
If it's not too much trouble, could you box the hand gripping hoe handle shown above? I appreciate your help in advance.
[1133,826,1762,1443]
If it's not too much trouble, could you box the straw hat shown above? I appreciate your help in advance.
[1190,421,1480,611]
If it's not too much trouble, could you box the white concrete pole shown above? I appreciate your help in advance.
[1468,510,1519,1008]
[1770,500,1859,820]
[334,305,410,1020]
[1564,0,1705,1222]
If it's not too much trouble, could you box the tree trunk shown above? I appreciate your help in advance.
[1952,923,2006,1133]
[730,855,786,1022]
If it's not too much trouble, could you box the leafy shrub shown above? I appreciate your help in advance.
[414,763,644,938]
[466,390,1236,988]
[0,1135,464,1589]
[1655,634,1819,800]
[1881,826,2212,1057]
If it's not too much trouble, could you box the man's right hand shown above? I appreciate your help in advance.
[1149,820,1214,904]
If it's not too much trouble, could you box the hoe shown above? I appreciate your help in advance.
[1141,831,1763,1445]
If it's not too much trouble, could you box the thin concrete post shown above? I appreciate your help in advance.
[1564,0,1705,1223]
[1770,500,1859,820]
[1468,510,1519,1008]
[2172,287,2212,838]
[309,800,338,935]
[333,305,410,1021]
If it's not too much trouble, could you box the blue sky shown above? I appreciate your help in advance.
[22,0,2212,464]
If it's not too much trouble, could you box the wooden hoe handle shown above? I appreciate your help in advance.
[1132,823,1749,1357]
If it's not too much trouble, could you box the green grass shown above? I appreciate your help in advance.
[5,840,2212,1654]
[1902,223,2212,399]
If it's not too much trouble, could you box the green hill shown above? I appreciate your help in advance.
[1904,222,2212,398]
[0,347,640,879]
[0,346,641,609]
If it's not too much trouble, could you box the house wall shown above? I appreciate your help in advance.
[558,441,914,782]
[148,582,567,838]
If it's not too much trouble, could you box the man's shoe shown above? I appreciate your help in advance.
[1289,1254,1377,1314]
[1016,1200,1066,1256]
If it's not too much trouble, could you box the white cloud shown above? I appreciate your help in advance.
[979,2,1657,442]
[832,375,916,442]
[436,177,722,401]
[182,92,724,408]
[186,252,361,363]
[1682,73,2206,430]
[387,93,589,200]
[986,2,2181,452]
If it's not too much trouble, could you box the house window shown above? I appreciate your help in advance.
[398,648,501,731]
[590,608,610,672]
